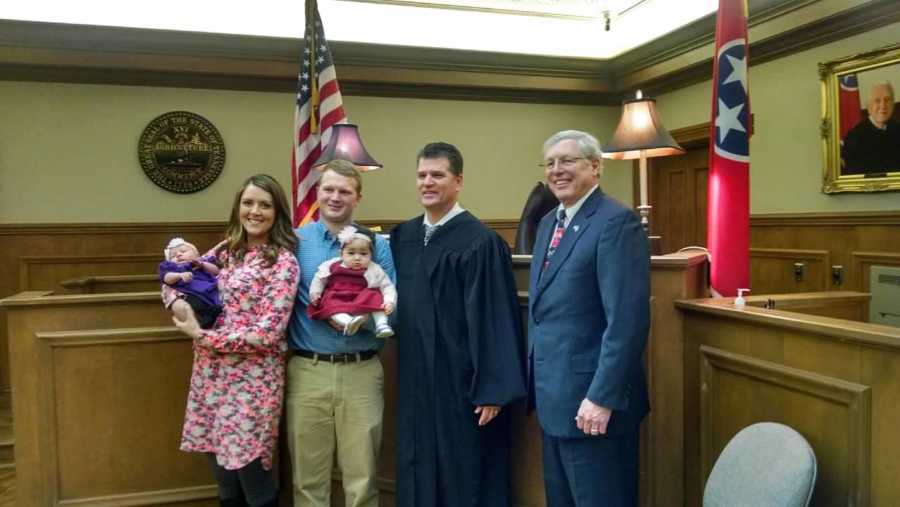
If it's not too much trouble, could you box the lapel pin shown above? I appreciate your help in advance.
[573,225,580,232]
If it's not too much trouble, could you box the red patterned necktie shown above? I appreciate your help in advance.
[542,208,567,272]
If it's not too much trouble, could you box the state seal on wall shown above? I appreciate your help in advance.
[138,111,226,194]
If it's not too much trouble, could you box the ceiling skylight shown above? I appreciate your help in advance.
[0,0,717,58]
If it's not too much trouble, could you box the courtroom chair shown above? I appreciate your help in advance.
[514,181,558,254]
[703,422,817,507]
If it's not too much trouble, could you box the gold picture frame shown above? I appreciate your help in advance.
[820,43,900,193]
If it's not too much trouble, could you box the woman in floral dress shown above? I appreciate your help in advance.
[173,173,299,507]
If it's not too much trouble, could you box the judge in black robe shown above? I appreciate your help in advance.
[391,210,527,507]
[841,82,900,175]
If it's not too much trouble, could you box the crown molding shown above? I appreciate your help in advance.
[621,0,900,97]
[1,0,898,104]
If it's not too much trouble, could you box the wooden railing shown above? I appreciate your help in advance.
[60,274,160,294]
[1,291,216,506]
[14,254,892,506]
[676,294,899,506]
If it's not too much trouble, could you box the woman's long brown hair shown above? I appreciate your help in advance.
[221,174,298,266]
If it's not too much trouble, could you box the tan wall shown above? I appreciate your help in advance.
[4,22,899,222]
[0,81,632,223]
[654,21,900,214]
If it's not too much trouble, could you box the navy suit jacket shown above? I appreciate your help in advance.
[527,188,650,438]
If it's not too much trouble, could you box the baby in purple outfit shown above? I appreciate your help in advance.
[158,237,222,329]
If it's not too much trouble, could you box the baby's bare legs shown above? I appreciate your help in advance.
[171,299,197,323]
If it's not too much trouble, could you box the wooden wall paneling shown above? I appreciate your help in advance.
[642,252,709,507]
[693,167,708,250]
[749,248,830,295]
[0,222,225,391]
[378,338,399,505]
[862,341,900,506]
[0,219,507,414]
[56,486,217,507]
[60,274,161,294]
[37,327,216,506]
[665,168,687,253]
[509,294,545,507]
[648,125,709,255]
[678,298,900,506]
[18,254,160,293]
[750,212,900,295]
[699,345,871,506]
[850,251,900,293]
[481,219,518,248]
[0,292,194,506]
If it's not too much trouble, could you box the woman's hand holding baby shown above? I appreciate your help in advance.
[383,302,395,315]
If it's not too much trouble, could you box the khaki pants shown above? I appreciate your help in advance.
[285,355,384,507]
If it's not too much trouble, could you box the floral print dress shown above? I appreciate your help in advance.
[180,244,299,470]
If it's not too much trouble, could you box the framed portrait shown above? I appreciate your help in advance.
[820,43,900,193]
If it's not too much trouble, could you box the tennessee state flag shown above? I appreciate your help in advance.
[708,0,750,298]
[839,74,862,139]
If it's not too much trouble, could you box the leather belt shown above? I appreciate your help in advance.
[292,348,377,363]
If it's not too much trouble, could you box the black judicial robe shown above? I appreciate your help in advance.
[841,118,900,174]
[390,211,527,507]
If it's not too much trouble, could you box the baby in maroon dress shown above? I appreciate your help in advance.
[308,225,397,338]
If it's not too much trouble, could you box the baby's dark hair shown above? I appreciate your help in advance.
[339,224,376,252]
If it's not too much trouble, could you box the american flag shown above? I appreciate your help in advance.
[292,1,347,226]
[707,0,750,298]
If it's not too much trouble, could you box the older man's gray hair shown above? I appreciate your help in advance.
[542,130,604,175]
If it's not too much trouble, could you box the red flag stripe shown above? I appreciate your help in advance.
[707,0,750,298]
[291,5,348,227]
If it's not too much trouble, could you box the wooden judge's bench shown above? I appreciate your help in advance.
[2,251,899,506]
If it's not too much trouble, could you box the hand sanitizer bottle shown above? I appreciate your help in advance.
[735,288,749,308]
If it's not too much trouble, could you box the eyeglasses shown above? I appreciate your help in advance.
[539,157,586,170]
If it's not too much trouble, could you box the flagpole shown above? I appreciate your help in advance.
[293,0,348,226]
[307,0,319,135]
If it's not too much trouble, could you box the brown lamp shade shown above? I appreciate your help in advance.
[312,123,382,171]
[602,96,685,160]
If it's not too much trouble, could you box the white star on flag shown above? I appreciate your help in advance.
[723,54,748,93]
[716,99,746,143]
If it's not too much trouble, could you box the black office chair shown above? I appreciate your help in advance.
[514,182,559,255]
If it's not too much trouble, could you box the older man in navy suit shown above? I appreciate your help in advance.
[528,130,650,507]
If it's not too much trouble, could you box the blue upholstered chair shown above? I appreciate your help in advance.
[703,422,817,507]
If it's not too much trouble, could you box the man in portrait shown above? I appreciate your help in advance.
[841,81,900,175]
